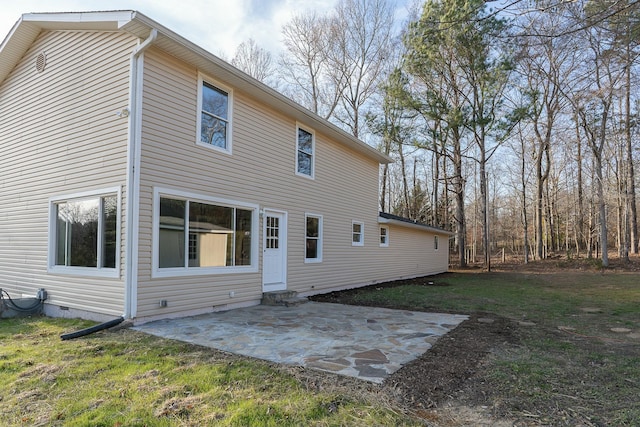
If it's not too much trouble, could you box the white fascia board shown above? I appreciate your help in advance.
[22,11,135,30]
[378,216,454,236]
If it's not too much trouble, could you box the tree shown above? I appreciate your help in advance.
[568,0,633,267]
[279,0,396,138]
[458,1,512,270]
[231,38,274,83]
[327,0,396,138]
[512,1,581,260]
[279,12,342,119]
[402,0,478,267]
[401,0,512,268]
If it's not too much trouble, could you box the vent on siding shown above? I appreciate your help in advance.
[35,52,47,73]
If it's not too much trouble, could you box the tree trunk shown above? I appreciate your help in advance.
[521,138,529,264]
[595,156,609,267]
[398,143,410,218]
[479,145,490,271]
[432,133,440,227]
[576,123,584,256]
[625,56,638,254]
[535,140,550,260]
[453,130,466,268]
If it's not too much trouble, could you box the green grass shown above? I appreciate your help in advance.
[2,265,639,425]
[350,270,640,334]
[340,267,640,425]
[0,318,417,426]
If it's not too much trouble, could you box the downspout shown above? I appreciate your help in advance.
[124,29,157,320]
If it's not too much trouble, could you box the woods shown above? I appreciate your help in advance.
[232,0,640,269]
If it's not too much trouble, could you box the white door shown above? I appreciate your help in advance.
[262,211,287,291]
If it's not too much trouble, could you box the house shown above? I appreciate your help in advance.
[0,11,452,324]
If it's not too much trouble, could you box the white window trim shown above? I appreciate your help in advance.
[295,123,315,180]
[434,235,439,251]
[304,213,323,263]
[152,187,259,278]
[47,187,122,278]
[196,72,233,155]
[352,221,364,246]
[380,225,389,247]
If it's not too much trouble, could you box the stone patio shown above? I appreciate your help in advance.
[134,302,468,383]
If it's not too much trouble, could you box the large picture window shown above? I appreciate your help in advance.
[197,74,232,153]
[305,214,322,262]
[155,190,257,275]
[296,125,314,178]
[50,189,119,276]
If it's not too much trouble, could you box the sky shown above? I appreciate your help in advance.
[1,0,411,60]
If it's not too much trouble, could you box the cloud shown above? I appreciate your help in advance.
[1,0,408,60]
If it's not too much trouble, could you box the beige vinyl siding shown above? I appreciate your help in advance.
[135,49,378,318]
[135,48,446,319]
[372,225,449,279]
[0,30,135,317]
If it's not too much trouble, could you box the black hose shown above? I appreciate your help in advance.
[1,289,43,312]
[60,316,125,340]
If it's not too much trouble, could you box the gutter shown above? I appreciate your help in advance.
[124,29,157,320]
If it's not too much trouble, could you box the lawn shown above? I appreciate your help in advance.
[2,261,639,426]
[0,318,415,426]
[316,262,640,426]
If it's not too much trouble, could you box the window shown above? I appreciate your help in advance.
[49,189,119,276]
[434,235,439,250]
[296,125,314,178]
[305,214,323,262]
[197,74,232,153]
[154,189,258,276]
[352,221,364,246]
[380,226,389,247]
[266,216,280,249]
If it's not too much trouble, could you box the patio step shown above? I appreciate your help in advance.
[261,290,308,307]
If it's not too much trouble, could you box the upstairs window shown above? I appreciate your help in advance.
[197,75,232,153]
[352,221,364,246]
[434,235,439,251]
[296,125,314,178]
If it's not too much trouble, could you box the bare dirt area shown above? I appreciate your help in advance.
[311,259,640,426]
[313,286,521,426]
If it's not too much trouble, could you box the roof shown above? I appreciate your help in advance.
[0,10,392,165]
[378,212,454,235]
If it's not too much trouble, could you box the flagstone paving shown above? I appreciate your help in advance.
[135,302,468,383]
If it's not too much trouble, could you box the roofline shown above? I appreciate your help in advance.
[378,213,454,235]
[1,10,392,165]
